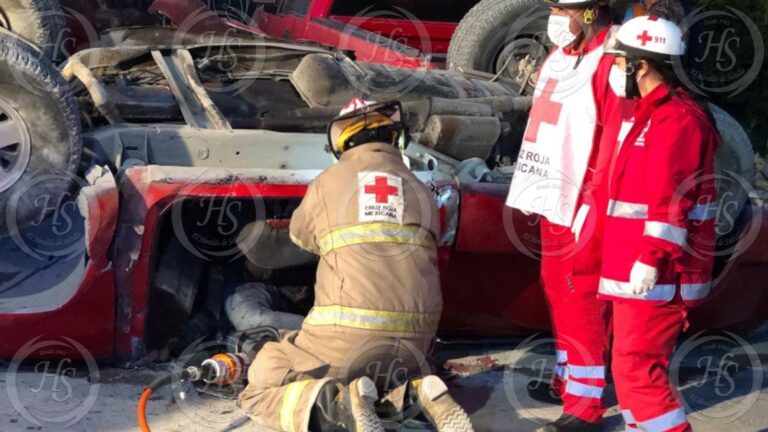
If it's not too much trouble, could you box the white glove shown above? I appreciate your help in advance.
[570,204,590,243]
[629,261,659,295]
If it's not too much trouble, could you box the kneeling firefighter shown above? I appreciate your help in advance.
[237,98,474,432]
[601,16,719,432]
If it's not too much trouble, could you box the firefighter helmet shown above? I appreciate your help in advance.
[327,98,409,159]
[604,15,686,62]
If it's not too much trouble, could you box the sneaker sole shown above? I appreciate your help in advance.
[420,375,475,432]
[352,377,384,432]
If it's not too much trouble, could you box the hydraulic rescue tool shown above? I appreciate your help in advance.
[137,327,279,432]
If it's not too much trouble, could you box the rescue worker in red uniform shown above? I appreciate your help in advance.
[506,1,633,430]
[238,99,473,432]
[601,16,720,432]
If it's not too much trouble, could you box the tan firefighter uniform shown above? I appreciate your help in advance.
[238,141,443,432]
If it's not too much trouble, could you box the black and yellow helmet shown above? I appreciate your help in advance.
[327,99,409,159]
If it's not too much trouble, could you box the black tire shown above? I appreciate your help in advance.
[447,0,549,93]
[710,104,754,236]
[447,0,639,93]
[0,0,64,60]
[0,31,81,237]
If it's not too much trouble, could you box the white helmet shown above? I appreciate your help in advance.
[543,0,598,8]
[605,15,686,62]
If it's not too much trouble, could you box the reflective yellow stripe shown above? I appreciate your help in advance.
[289,232,315,254]
[304,305,440,334]
[318,223,433,255]
[280,380,312,432]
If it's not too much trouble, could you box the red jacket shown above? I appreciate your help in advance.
[599,84,720,305]
[572,47,636,276]
[533,29,637,275]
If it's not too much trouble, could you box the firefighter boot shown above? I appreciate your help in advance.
[412,375,474,432]
[310,377,384,432]
[544,414,603,432]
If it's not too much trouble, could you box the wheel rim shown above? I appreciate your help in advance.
[0,97,31,193]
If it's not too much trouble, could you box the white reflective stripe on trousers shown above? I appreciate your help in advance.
[599,278,676,302]
[565,380,603,399]
[608,200,649,219]
[567,365,606,380]
[622,409,639,431]
[607,200,716,222]
[600,278,712,302]
[638,407,688,432]
[644,221,687,247]
[681,282,712,301]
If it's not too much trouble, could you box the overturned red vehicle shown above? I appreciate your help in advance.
[0,22,766,362]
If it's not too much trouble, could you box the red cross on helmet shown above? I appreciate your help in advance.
[604,15,686,62]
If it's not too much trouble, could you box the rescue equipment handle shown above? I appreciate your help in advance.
[137,355,250,431]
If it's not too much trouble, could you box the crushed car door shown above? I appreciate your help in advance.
[0,166,119,360]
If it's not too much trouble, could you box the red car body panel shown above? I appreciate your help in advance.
[0,267,116,360]
[254,15,423,69]
[441,182,550,335]
[0,169,119,360]
[253,0,442,68]
[109,166,547,360]
[1,163,767,360]
[112,167,313,360]
[146,0,460,68]
[326,16,458,56]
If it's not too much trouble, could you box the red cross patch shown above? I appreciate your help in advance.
[525,79,563,143]
[365,176,399,203]
[359,172,404,223]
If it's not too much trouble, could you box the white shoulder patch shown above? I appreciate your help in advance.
[358,171,404,224]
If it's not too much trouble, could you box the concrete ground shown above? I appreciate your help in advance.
[1,329,767,432]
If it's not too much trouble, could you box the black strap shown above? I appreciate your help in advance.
[344,123,404,149]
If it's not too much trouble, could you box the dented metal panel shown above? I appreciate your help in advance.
[0,167,118,359]
[84,124,332,169]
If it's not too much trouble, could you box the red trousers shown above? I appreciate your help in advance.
[613,299,692,432]
[540,219,610,424]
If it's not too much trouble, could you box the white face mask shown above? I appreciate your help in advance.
[547,14,578,48]
[609,64,627,98]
